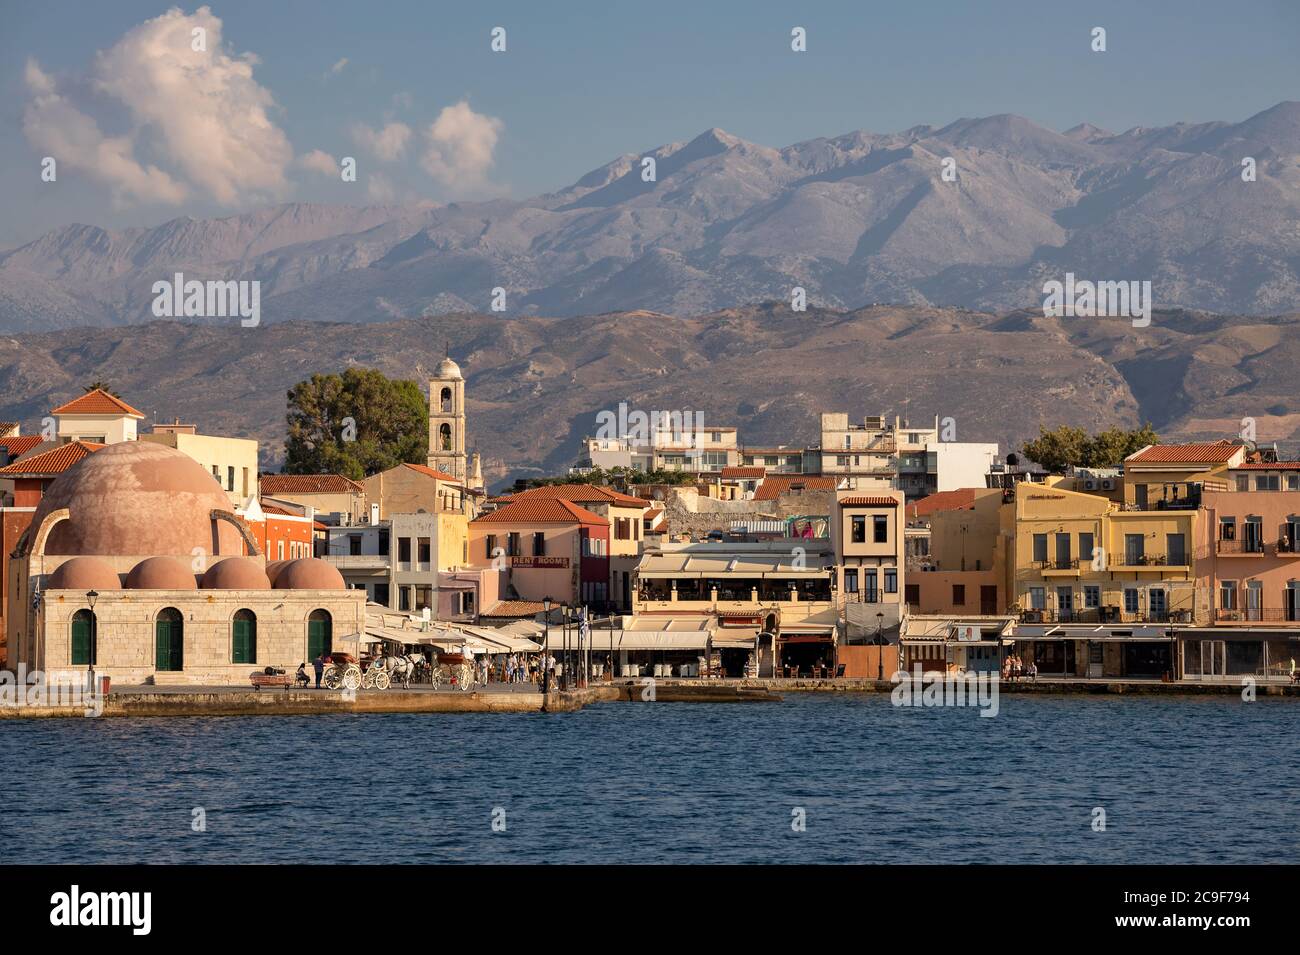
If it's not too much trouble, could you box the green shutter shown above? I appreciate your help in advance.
[156,618,183,671]
[71,615,92,666]
[307,616,331,660]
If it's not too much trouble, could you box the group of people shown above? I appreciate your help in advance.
[476,652,563,689]
[1002,654,1037,681]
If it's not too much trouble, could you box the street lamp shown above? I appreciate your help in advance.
[876,610,885,681]
[542,596,552,694]
[86,590,99,689]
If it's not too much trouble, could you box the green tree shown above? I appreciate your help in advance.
[83,380,121,397]
[284,368,428,479]
[1083,424,1159,467]
[1022,425,1091,472]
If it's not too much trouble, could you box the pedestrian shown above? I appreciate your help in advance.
[312,651,326,689]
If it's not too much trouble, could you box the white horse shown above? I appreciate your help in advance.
[373,651,422,688]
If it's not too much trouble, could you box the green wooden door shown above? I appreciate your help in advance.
[232,616,254,664]
[307,614,331,661]
[71,613,93,665]
[156,616,183,671]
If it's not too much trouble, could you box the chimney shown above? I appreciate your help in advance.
[370,502,380,525]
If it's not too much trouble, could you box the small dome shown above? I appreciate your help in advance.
[47,557,122,591]
[273,557,346,591]
[264,560,292,585]
[435,357,462,380]
[126,556,198,590]
[200,557,270,590]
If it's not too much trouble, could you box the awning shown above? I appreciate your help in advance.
[780,633,833,645]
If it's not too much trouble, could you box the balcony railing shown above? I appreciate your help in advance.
[1019,606,1193,625]
[1215,608,1300,623]
[1033,558,1080,571]
[1217,539,1265,555]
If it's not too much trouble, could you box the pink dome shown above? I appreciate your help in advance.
[47,556,122,591]
[29,442,243,557]
[126,556,199,590]
[273,558,346,590]
[265,560,292,585]
[200,557,271,590]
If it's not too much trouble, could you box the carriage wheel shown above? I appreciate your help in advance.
[361,668,375,689]
[322,665,342,690]
[373,669,391,690]
[342,666,362,691]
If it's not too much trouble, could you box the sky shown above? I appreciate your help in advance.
[1,0,1297,247]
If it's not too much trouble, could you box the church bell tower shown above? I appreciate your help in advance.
[428,352,467,482]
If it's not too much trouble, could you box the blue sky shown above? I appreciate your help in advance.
[2,0,1297,247]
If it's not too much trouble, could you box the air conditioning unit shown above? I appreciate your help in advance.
[1101,479,1115,490]
[1084,480,1096,491]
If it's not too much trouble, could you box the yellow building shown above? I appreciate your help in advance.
[141,422,259,507]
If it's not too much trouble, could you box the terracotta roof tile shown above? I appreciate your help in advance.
[0,441,104,477]
[0,435,47,459]
[753,475,838,501]
[1233,462,1300,470]
[907,488,977,518]
[260,474,365,494]
[480,600,548,618]
[721,466,765,479]
[507,483,647,508]
[471,497,608,525]
[1127,442,1243,464]
[402,463,461,483]
[840,496,900,507]
[50,388,145,418]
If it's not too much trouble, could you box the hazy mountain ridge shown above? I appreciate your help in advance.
[3,103,1298,331]
[0,305,1295,489]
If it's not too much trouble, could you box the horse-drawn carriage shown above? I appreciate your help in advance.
[321,652,363,691]
[361,649,431,689]
[436,652,476,691]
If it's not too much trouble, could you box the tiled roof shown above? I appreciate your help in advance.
[0,441,104,476]
[907,488,977,518]
[840,496,900,507]
[402,463,461,483]
[0,435,47,459]
[1127,442,1243,464]
[721,466,765,479]
[260,474,365,494]
[753,475,838,501]
[507,483,647,508]
[49,388,145,418]
[480,600,548,618]
[1233,462,1300,470]
[0,422,16,433]
[471,497,608,525]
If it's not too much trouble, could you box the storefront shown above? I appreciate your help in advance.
[1013,625,1177,679]
[1179,629,1300,682]
[776,626,836,677]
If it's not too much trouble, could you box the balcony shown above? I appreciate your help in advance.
[1217,539,1265,556]
[1112,553,1189,571]
[1019,606,1194,625]
[1275,538,1300,557]
[1215,608,1300,624]
[1034,558,1081,576]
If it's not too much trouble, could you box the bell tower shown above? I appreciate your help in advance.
[428,350,467,482]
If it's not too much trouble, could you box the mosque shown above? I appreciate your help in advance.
[6,441,364,685]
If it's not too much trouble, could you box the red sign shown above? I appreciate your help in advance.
[511,556,569,568]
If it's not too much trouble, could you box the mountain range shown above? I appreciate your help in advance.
[2,103,1299,330]
[0,305,1295,488]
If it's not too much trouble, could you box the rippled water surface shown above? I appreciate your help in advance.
[1,694,1295,863]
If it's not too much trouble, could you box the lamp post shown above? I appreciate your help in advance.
[542,596,552,695]
[876,610,885,682]
[86,590,99,693]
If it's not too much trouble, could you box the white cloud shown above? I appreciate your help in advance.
[366,173,397,202]
[22,5,293,207]
[419,101,503,190]
[298,149,338,177]
[351,121,411,162]
[330,57,349,75]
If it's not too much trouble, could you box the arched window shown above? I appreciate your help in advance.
[232,609,257,664]
[71,609,96,666]
[439,423,452,451]
[155,607,184,672]
[307,609,332,661]
[440,387,453,413]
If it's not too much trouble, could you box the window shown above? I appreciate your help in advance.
[864,569,878,602]
[1084,585,1100,609]
[952,584,966,606]
[533,531,546,557]
[1220,580,1238,610]
[873,515,888,543]
[71,609,96,666]
[1256,474,1280,491]
[232,609,256,664]
[1124,534,1144,565]
[1055,533,1071,568]
[307,609,332,659]
[1124,588,1139,614]
[851,516,866,543]
[418,538,431,564]
[374,583,390,606]
[485,534,497,560]
[1166,533,1186,566]
[1079,532,1094,567]
[884,568,897,593]
[844,569,859,593]
[1028,586,1045,610]
[227,465,235,491]
[351,535,363,556]
[378,530,390,556]
[1032,534,1048,564]
[508,532,521,557]
[1289,475,1299,491]
[398,537,411,562]
[277,541,285,560]
[1235,474,1250,492]
[1220,517,1236,540]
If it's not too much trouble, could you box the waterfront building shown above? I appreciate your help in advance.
[496,484,649,610]
[907,488,1010,616]
[1009,481,1198,679]
[7,441,363,684]
[900,613,1015,674]
[468,496,611,610]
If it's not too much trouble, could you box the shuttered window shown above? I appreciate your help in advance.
[232,610,256,664]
